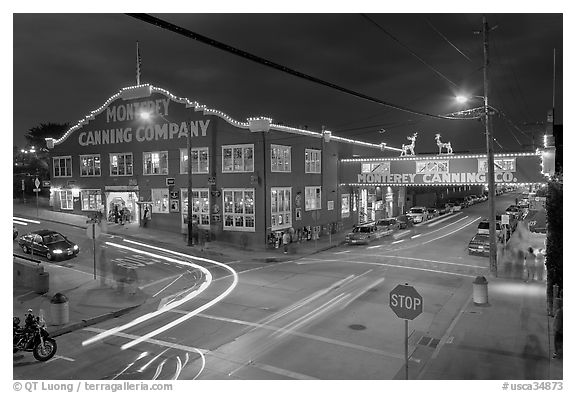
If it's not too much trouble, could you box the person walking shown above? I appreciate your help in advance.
[282,231,291,254]
[525,247,536,282]
[553,304,563,359]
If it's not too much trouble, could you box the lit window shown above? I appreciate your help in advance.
[180,147,209,174]
[58,190,73,210]
[53,156,72,177]
[305,186,322,210]
[144,151,169,175]
[151,188,169,214]
[341,194,350,218]
[222,144,254,173]
[305,149,321,174]
[223,189,255,231]
[181,188,210,226]
[80,155,101,177]
[271,145,291,172]
[81,189,102,211]
[109,153,133,176]
[271,187,292,230]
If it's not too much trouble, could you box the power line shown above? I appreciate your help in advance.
[361,14,460,89]
[423,17,473,63]
[127,13,462,122]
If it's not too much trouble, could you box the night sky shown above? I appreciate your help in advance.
[12,12,563,155]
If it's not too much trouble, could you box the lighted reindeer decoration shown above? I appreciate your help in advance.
[435,133,453,154]
[400,132,418,156]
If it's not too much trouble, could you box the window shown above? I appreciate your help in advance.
[180,147,209,174]
[144,151,169,175]
[109,153,133,176]
[271,187,292,230]
[223,189,255,231]
[271,145,291,172]
[305,186,322,210]
[80,155,101,177]
[58,190,73,210]
[81,189,102,211]
[222,144,254,173]
[151,188,169,214]
[342,194,350,218]
[181,189,210,226]
[416,160,449,174]
[305,149,321,173]
[53,156,72,177]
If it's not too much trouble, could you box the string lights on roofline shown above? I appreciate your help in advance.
[46,84,403,152]
[340,151,540,162]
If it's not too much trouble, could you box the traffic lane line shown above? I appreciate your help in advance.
[426,212,463,227]
[392,239,405,244]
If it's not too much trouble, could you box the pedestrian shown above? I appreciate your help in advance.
[282,231,291,254]
[114,205,119,223]
[553,303,563,359]
[525,247,536,282]
[142,206,150,227]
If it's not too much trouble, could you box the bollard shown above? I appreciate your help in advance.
[472,276,489,305]
[34,271,49,294]
[50,293,69,326]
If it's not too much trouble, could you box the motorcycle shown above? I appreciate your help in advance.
[13,316,57,361]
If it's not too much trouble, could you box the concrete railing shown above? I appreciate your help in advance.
[13,255,49,294]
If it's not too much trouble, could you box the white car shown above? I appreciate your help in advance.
[407,207,428,223]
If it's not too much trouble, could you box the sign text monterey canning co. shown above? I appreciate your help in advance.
[77,99,210,146]
[357,171,516,184]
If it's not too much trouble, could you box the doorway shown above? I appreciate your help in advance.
[106,191,139,226]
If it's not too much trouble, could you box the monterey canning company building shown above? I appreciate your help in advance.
[46,84,551,249]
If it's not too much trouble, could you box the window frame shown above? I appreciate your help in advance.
[52,156,72,178]
[305,149,322,174]
[222,188,255,232]
[151,188,170,214]
[305,186,322,211]
[271,187,292,230]
[109,152,134,177]
[80,189,102,211]
[79,154,101,177]
[222,144,255,173]
[341,193,350,218]
[143,151,169,175]
[271,144,292,173]
[179,147,210,174]
[58,190,73,210]
[180,188,211,227]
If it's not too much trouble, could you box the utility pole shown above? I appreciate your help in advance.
[483,15,498,276]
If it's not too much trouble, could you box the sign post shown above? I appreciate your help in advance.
[389,283,423,380]
[86,222,101,279]
[34,178,41,217]
[501,214,510,251]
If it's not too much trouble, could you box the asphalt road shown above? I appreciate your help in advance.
[13,192,523,380]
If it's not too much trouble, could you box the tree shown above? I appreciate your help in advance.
[545,175,562,314]
[25,122,69,150]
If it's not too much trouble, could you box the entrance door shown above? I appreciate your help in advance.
[106,191,139,225]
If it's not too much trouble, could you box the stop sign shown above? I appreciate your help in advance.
[389,284,423,320]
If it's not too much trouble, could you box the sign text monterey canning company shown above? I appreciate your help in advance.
[78,99,210,146]
[357,171,517,184]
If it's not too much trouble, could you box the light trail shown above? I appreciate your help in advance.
[13,217,41,224]
[81,242,213,346]
[426,212,463,227]
[13,220,28,226]
[420,217,481,245]
[116,239,239,350]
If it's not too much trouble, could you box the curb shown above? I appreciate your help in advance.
[49,304,140,338]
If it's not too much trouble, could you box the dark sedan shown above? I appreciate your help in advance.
[468,234,490,256]
[18,230,79,261]
[395,215,414,229]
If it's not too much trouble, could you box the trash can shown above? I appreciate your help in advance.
[34,271,49,294]
[50,293,69,326]
[472,276,489,305]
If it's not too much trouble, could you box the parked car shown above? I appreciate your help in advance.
[426,208,440,219]
[477,220,510,242]
[376,218,400,233]
[465,195,477,205]
[449,198,468,209]
[445,202,460,212]
[435,204,450,215]
[406,207,428,224]
[345,223,378,245]
[13,225,18,240]
[395,215,414,229]
[468,233,491,256]
[18,230,79,261]
[505,205,523,220]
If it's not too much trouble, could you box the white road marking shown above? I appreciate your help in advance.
[420,217,481,245]
[411,234,422,239]
[367,245,382,249]
[139,271,192,290]
[333,250,351,254]
[48,355,75,363]
[427,212,462,227]
[421,215,469,236]
[13,220,28,226]
[112,351,148,380]
[392,239,405,244]
[251,362,318,380]
[171,311,404,359]
[137,348,169,373]
[378,255,487,269]
[152,274,185,298]
[13,217,41,224]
